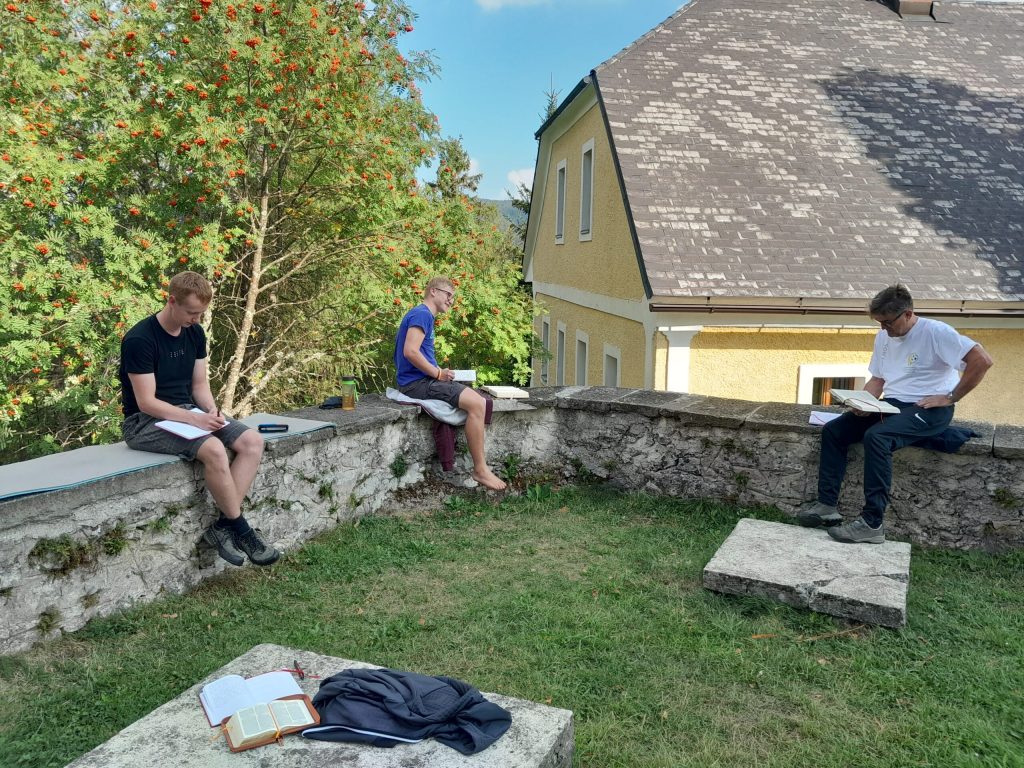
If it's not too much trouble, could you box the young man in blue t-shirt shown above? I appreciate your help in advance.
[395,276,506,491]
[119,271,279,566]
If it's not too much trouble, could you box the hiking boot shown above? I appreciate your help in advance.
[797,501,842,528]
[827,517,885,544]
[234,528,280,566]
[203,523,245,566]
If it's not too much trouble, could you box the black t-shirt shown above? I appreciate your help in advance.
[119,315,207,417]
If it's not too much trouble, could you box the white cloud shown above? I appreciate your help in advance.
[507,167,534,190]
[469,157,482,177]
[476,0,548,11]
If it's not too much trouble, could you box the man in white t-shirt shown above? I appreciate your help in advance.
[798,285,993,543]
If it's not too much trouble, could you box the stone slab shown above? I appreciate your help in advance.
[554,386,639,413]
[993,424,1024,459]
[667,395,761,428]
[66,644,574,768]
[952,420,994,458]
[703,518,912,628]
[610,389,696,418]
[746,402,838,434]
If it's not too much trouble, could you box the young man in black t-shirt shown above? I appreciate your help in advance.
[119,271,279,566]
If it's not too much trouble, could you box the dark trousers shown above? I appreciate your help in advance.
[818,400,954,527]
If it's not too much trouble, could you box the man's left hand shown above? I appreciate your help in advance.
[917,394,953,409]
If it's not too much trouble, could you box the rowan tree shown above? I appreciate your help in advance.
[0,0,536,462]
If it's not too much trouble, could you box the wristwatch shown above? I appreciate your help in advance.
[947,391,957,403]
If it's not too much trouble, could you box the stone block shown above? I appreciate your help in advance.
[65,644,574,768]
[555,386,639,413]
[746,402,837,434]
[953,419,994,457]
[654,392,709,416]
[490,399,537,413]
[611,389,695,418]
[993,424,1024,459]
[703,518,911,628]
[665,395,761,428]
[292,397,412,436]
[517,387,563,407]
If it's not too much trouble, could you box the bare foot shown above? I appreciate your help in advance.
[472,468,507,491]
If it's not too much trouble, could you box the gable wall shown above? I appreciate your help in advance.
[532,102,643,302]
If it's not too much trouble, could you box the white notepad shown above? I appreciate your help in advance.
[155,408,214,440]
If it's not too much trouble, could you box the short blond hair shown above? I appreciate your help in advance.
[168,271,213,304]
[425,276,454,294]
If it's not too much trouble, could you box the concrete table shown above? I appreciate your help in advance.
[703,518,912,628]
[66,644,574,768]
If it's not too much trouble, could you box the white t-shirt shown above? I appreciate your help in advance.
[868,316,977,402]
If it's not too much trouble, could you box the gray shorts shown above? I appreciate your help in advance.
[399,378,468,408]
[122,404,252,460]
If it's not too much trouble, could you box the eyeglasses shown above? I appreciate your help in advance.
[434,287,454,302]
[877,312,905,329]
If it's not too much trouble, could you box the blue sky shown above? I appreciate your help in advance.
[402,0,686,200]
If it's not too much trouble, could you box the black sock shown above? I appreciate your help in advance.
[216,515,252,536]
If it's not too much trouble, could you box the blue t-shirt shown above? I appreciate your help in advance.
[395,304,437,387]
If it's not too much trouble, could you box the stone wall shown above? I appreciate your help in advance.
[2,387,1022,655]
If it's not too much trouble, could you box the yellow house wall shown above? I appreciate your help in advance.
[689,327,874,400]
[534,295,646,387]
[532,102,644,302]
[955,329,1023,425]
[687,326,1024,426]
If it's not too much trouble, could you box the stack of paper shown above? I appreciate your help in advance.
[481,385,529,399]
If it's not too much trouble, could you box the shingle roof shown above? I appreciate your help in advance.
[593,0,1024,302]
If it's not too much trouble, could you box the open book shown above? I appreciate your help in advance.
[452,369,476,382]
[222,696,319,752]
[829,389,901,415]
[199,670,304,726]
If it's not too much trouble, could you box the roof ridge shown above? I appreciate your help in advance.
[595,1,698,73]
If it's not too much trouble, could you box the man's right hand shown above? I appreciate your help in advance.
[191,409,228,431]
[437,367,455,382]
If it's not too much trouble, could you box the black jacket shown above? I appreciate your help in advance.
[304,668,512,755]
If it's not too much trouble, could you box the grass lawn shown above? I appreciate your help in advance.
[1,486,1022,767]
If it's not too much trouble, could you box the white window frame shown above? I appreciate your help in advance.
[579,138,594,241]
[575,330,589,386]
[540,318,550,385]
[797,363,870,405]
[556,322,566,386]
[554,159,567,244]
[603,343,621,387]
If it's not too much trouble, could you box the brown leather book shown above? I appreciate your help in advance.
[222,694,320,752]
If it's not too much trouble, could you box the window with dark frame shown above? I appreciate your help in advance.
[580,144,593,237]
[555,162,566,242]
[812,376,856,405]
